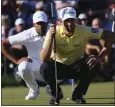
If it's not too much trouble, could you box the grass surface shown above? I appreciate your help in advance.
[2,82,115,106]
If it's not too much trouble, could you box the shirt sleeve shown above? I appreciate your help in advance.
[81,26,103,41]
[43,25,59,48]
[8,30,27,45]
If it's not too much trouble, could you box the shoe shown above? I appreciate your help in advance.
[72,95,86,104]
[49,97,60,105]
[25,88,40,100]
[46,85,64,100]
[72,90,86,104]
[75,98,86,104]
[46,85,52,97]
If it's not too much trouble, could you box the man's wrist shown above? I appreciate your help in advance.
[97,47,107,60]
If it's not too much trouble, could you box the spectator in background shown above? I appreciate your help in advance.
[2,15,11,40]
[8,18,25,37]
[16,0,33,28]
[8,18,27,59]
[92,18,102,29]
[35,1,44,11]
[85,18,103,56]
[2,0,17,27]
[103,8,113,31]
[78,13,89,26]
[25,0,51,28]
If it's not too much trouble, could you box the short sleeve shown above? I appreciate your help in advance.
[81,26,103,41]
[8,31,27,45]
[43,31,51,48]
[43,25,60,48]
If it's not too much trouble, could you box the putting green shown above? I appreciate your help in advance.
[1,82,114,106]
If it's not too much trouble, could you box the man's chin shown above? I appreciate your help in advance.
[68,27,74,32]
[68,29,74,32]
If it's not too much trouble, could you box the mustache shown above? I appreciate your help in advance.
[68,25,74,28]
[37,28,47,35]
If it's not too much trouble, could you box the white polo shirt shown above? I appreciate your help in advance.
[8,27,45,67]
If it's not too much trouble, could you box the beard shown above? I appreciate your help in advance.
[36,27,47,36]
[66,25,75,32]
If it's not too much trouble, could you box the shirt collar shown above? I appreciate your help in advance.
[33,27,39,37]
[33,27,46,39]
[61,25,77,38]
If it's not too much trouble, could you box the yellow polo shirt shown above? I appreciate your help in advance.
[43,25,103,65]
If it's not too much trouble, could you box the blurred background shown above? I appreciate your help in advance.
[1,0,115,87]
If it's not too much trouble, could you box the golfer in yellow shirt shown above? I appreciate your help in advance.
[40,7,115,105]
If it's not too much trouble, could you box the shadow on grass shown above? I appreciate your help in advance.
[85,97,115,99]
[61,102,114,105]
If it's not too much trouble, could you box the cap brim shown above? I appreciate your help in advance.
[33,19,47,23]
[62,16,77,21]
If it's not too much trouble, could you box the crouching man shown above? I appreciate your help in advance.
[40,7,115,105]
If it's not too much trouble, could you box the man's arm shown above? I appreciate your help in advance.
[87,30,115,67]
[11,45,26,51]
[2,39,31,64]
[86,43,101,54]
[40,24,55,62]
[2,38,18,64]
[98,30,114,58]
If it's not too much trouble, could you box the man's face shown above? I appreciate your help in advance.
[92,21,100,28]
[92,19,101,28]
[63,18,76,32]
[16,24,24,33]
[81,19,88,26]
[34,21,47,36]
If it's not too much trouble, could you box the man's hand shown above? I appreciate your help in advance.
[16,57,33,65]
[87,55,103,67]
[49,24,56,37]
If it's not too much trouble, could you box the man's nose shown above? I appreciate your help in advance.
[68,22,72,26]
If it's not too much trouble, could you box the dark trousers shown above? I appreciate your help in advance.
[40,57,100,98]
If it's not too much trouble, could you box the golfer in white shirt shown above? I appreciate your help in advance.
[2,11,49,100]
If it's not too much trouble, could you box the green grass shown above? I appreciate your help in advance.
[2,82,115,106]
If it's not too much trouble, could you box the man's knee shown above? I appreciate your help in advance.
[40,62,54,80]
[18,61,32,78]
[40,62,54,73]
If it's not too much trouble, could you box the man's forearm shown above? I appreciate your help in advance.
[98,47,107,60]
[2,44,18,64]
[99,30,114,60]
[40,36,53,62]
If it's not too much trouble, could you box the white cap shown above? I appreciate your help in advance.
[33,11,48,23]
[61,7,77,21]
[15,18,25,26]
[78,13,87,20]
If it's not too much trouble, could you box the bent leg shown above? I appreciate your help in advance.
[73,62,100,98]
[18,61,38,92]
[40,61,74,98]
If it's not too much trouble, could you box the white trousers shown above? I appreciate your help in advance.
[18,61,45,92]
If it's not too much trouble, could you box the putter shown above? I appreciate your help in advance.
[50,1,58,100]
[66,79,75,100]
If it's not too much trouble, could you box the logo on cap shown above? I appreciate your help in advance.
[61,7,76,20]
[65,10,75,15]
